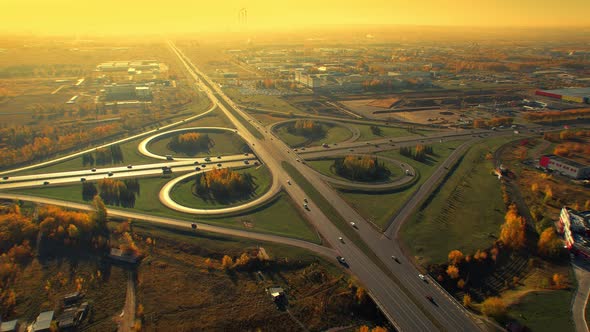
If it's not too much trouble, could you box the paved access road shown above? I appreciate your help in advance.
[572,257,590,332]
[0,192,337,260]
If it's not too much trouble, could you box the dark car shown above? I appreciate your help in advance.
[80,178,86,182]
[201,164,207,168]
[2,176,9,180]
[193,161,200,165]
[336,256,349,267]
[43,181,50,185]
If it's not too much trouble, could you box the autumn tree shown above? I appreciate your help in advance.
[463,294,472,307]
[538,228,565,259]
[457,279,466,289]
[332,155,390,181]
[221,255,234,270]
[448,250,464,265]
[194,168,255,201]
[91,195,107,228]
[500,204,526,250]
[552,273,567,289]
[289,120,325,137]
[169,133,212,154]
[544,185,553,203]
[446,265,460,279]
[481,297,507,317]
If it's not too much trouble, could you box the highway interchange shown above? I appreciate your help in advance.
[0,41,581,331]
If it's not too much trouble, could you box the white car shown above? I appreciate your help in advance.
[338,237,344,243]
[287,179,291,185]
[418,274,427,281]
[350,222,356,228]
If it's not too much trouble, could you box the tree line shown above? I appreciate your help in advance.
[82,178,140,207]
[194,169,255,202]
[524,108,590,123]
[169,132,212,154]
[288,120,325,138]
[0,123,119,168]
[332,155,390,181]
[400,144,434,162]
[82,145,124,166]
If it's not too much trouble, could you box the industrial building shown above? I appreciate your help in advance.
[535,87,590,104]
[539,155,590,179]
[95,60,168,82]
[558,207,590,260]
[103,84,152,101]
[31,311,54,332]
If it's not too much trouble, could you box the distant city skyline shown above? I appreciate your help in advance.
[1,0,589,35]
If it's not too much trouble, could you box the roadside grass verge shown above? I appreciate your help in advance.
[169,165,271,209]
[506,290,575,332]
[10,176,320,243]
[223,87,305,115]
[336,140,466,229]
[400,137,513,265]
[354,124,431,141]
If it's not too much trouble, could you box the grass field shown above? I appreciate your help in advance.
[13,175,319,243]
[275,123,353,148]
[224,87,305,115]
[507,290,575,332]
[338,140,466,229]
[169,165,271,209]
[400,137,514,265]
[306,158,399,182]
[354,124,432,141]
[147,130,249,158]
[132,220,388,331]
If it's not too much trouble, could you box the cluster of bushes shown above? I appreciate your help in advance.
[82,178,140,207]
[194,169,255,201]
[400,144,434,162]
[169,132,212,154]
[525,108,590,123]
[332,155,390,181]
[288,120,325,138]
[82,145,124,166]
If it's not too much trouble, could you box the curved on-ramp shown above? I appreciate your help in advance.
[138,126,242,160]
[159,165,281,216]
[137,126,281,215]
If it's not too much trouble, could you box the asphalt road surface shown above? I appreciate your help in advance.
[168,41,474,331]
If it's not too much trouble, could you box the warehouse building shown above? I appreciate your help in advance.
[535,87,590,104]
[539,155,590,179]
[104,84,152,101]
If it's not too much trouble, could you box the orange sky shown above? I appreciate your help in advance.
[2,0,589,35]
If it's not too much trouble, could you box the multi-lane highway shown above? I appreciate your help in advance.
[2,39,579,331]
[168,41,481,331]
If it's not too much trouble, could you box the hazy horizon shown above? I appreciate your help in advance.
[2,0,590,35]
